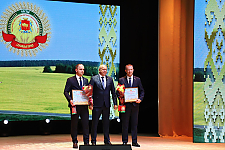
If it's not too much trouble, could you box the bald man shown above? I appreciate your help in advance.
[89,64,117,145]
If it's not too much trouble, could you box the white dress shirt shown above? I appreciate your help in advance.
[99,74,106,88]
[127,75,133,87]
[76,74,83,87]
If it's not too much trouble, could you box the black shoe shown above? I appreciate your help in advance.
[132,143,140,147]
[73,143,78,148]
[122,142,128,145]
[91,142,96,145]
[84,143,90,145]
[104,142,112,145]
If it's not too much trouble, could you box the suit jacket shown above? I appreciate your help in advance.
[118,76,144,106]
[89,74,117,108]
[64,75,88,107]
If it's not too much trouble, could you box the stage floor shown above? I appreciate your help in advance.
[0,134,224,150]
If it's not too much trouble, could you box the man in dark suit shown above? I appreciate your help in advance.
[64,64,89,148]
[89,64,118,145]
[118,64,144,147]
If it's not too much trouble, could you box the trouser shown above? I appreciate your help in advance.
[121,103,139,143]
[91,106,110,144]
[70,105,89,144]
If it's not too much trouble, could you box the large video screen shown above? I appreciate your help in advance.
[194,0,225,143]
[0,0,120,121]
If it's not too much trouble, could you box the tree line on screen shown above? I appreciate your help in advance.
[0,60,99,67]
[0,60,119,79]
[194,68,214,82]
[43,63,119,80]
[43,63,100,76]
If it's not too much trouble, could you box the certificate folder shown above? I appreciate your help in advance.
[124,87,138,103]
[72,90,89,105]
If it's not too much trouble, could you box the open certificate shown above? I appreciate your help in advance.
[124,87,138,102]
[72,90,89,105]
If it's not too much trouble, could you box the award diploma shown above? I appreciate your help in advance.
[124,87,138,102]
[72,90,89,105]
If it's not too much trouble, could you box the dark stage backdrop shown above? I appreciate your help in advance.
[119,0,158,134]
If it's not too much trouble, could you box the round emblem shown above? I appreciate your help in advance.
[0,2,51,57]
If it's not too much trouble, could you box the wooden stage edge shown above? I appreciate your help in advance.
[0,134,224,150]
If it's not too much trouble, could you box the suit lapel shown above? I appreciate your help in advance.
[83,77,88,86]
[96,74,104,90]
[74,76,81,90]
[75,75,88,90]
[124,76,129,87]
[132,76,136,87]
[105,76,110,88]
[125,76,136,87]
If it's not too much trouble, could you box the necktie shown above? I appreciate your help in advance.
[129,77,132,87]
[79,77,82,89]
[101,77,105,89]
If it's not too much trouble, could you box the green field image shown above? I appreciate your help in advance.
[0,67,76,114]
[194,82,207,126]
[193,82,224,143]
[194,82,206,143]
[0,67,119,121]
[194,82,225,126]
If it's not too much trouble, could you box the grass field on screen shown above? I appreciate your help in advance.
[0,67,91,114]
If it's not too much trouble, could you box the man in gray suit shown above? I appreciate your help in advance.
[89,64,117,145]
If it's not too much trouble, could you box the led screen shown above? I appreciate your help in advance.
[0,0,120,121]
[194,0,225,143]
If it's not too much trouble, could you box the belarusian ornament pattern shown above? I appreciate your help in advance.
[98,5,118,77]
[204,0,225,143]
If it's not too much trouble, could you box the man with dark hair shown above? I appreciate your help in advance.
[64,64,89,148]
[118,64,144,147]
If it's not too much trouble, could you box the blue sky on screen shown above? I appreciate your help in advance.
[194,0,208,68]
[0,0,120,63]
[194,0,225,68]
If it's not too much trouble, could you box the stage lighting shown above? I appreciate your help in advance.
[45,119,50,124]
[0,119,11,137]
[39,119,52,135]
[117,118,120,122]
[3,119,9,125]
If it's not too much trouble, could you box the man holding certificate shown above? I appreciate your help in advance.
[64,64,89,148]
[118,64,144,147]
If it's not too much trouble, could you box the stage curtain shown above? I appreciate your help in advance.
[158,0,194,137]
